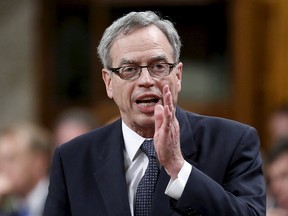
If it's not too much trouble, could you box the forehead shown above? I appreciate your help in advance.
[0,132,31,151]
[110,25,174,65]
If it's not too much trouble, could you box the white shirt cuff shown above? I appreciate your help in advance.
[164,160,192,200]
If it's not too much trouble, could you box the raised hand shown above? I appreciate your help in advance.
[154,85,184,179]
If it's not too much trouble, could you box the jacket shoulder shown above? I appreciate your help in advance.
[179,108,254,131]
[57,119,123,155]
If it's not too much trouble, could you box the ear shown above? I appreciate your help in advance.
[176,62,183,92]
[102,69,113,99]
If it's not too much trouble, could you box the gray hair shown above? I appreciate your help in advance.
[97,11,182,68]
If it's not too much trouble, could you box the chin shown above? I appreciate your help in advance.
[135,114,155,127]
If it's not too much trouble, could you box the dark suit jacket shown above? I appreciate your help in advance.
[44,107,266,216]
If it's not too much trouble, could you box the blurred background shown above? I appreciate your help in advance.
[1,0,288,154]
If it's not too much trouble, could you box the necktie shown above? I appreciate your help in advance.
[134,140,160,216]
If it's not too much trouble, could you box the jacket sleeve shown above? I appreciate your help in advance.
[43,147,72,216]
[173,126,266,216]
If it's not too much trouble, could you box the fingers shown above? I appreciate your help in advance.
[154,85,173,136]
[154,85,176,134]
[154,104,164,132]
[163,85,175,112]
[162,85,175,128]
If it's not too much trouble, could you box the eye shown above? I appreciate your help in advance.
[150,63,166,71]
[121,65,139,74]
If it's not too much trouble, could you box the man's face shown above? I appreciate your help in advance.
[102,25,182,137]
[268,153,288,210]
[269,113,288,142]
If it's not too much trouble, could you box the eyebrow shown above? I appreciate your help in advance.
[118,55,170,66]
[119,59,135,65]
[150,55,169,62]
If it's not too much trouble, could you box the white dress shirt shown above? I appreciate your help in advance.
[122,121,192,216]
[14,177,49,216]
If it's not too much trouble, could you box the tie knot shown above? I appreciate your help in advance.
[140,140,156,158]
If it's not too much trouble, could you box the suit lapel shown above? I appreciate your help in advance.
[93,120,131,216]
[176,107,197,159]
[150,168,173,215]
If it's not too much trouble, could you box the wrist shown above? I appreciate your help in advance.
[165,158,185,180]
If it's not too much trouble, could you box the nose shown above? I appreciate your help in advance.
[137,67,154,86]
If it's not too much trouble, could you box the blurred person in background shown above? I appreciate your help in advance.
[268,104,288,144]
[0,173,13,216]
[266,139,288,216]
[53,107,99,147]
[0,122,52,216]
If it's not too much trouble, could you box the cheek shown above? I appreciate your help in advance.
[177,78,182,91]
[110,81,121,99]
[11,161,28,177]
[161,78,181,101]
[111,83,131,105]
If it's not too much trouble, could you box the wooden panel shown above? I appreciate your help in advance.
[263,0,288,108]
[94,0,226,6]
[260,0,288,150]
[230,0,259,125]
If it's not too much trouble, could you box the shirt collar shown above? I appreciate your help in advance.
[122,121,146,161]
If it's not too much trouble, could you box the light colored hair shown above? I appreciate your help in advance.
[0,122,52,156]
[97,11,182,68]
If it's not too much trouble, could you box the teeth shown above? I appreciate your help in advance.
[138,101,157,107]
[140,97,155,100]
[136,98,159,106]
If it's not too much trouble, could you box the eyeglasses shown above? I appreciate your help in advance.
[107,62,178,81]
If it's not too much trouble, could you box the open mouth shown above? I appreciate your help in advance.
[136,97,160,107]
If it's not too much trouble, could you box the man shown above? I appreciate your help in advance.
[0,122,52,216]
[266,139,288,216]
[53,107,99,147]
[267,104,288,144]
[44,11,266,216]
